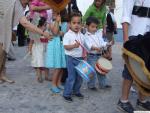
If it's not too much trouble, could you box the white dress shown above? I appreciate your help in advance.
[31,38,45,67]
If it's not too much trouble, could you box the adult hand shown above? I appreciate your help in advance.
[43,31,53,40]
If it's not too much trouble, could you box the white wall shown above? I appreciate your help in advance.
[77,0,123,28]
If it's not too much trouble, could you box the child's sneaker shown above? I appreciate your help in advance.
[88,87,98,91]
[74,93,84,99]
[136,99,150,110]
[99,85,112,89]
[117,99,134,113]
[63,96,73,103]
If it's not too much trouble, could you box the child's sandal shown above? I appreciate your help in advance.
[58,85,64,90]
[37,77,43,83]
[51,87,60,93]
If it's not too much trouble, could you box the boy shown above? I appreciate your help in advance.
[84,16,112,90]
[83,0,107,34]
[63,12,85,102]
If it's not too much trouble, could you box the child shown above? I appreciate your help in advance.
[63,12,85,102]
[84,16,112,90]
[59,8,69,84]
[29,0,50,20]
[45,11,66,93]
[29,17,48,83]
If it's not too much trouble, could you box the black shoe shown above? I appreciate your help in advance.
[7,57,16,61]
[137,99,150,110]
[117,99,134,113]
[88,87,97,91]
[99,85,112,89]
[74,93,84,99]
[63,96,73,103]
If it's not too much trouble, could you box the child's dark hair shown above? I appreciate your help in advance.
[37,17,46,27]
[69,12,82,22]
[86,16,100,26]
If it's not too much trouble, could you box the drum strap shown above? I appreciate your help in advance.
[132,5,150,18]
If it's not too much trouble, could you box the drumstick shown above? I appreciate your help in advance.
[75,40,89,53]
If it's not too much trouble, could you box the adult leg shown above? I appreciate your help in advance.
[117,65,134,113]
[0,44,14,83]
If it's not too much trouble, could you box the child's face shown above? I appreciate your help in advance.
[87,23,98,34]
[94,0,103,8]
[41,23,47,31]
[70,16,81,33]
[52,11,59,20]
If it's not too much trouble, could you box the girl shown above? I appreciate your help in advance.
[59,9,69,84]
[45,11,66,93]
[29,0,50,20]
[29,16,48,83]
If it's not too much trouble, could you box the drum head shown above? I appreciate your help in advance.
[97,57,112,71]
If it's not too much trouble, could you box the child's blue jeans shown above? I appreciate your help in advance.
[63,55,83,97]
[87,54,108,88]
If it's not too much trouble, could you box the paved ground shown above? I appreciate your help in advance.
[0,43,149,113]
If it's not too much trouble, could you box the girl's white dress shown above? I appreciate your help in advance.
[31,37,45,68]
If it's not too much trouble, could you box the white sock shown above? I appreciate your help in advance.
[120,99,129,103]
[140,100,147,103]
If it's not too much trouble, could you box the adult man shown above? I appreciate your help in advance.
[0,0,52,83]
[117,0,150,113]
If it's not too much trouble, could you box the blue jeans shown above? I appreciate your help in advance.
[63,55,83,97]
[87,54,108,88]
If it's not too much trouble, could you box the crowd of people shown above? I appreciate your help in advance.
[0,0,150,113]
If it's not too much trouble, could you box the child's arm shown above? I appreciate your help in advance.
[64,41,80,51]
[49,15,61,36]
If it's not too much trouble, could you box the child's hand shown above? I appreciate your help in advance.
[43,31,53,40]
[91,46,101,52]
[96,47,101,52]
[59,31,64,37]
[108,41,113,46]
[74,40,80,48]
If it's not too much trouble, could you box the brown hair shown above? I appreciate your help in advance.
[94,0,106,6]
[69,12,82,22]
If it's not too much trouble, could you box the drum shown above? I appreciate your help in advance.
[95,57,112,75]
[75,60,96,81]
[122,32,150,96]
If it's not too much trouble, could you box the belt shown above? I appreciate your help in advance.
[132,6,150,18]
[89,53,101,56]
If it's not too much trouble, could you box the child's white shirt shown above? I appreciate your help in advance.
[84,30,107,54]
[63,30,84,57]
